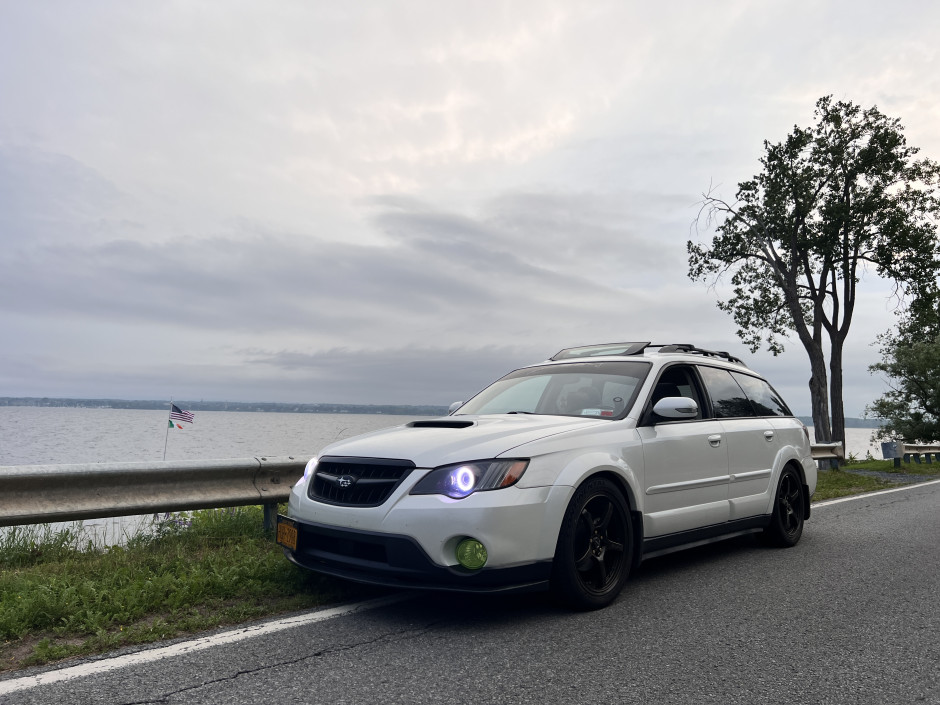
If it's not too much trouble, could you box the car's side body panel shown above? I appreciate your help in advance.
[723,416,778,520]
[637,419,730,536]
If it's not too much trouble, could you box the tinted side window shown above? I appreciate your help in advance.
[697,366,754,418]
[731,372,792,417]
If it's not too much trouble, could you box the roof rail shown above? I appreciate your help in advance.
[650,344,746,366]
[548,342,746,366]
[550,342,651,361]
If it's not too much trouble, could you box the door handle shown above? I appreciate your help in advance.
[764,430,775,442]
[708,434,722,447]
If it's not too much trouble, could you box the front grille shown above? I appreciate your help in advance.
[309,456,416,507]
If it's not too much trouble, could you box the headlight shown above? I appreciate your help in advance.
[410,459,529,499]
[295,458,318,487]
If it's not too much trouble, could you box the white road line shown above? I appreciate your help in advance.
[0,594,408,696]
[812,478,940,507]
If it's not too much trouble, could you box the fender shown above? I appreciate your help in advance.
[526,449,644,561]
[761,445,818,516]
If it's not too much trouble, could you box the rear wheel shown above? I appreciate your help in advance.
[551,477,633,610]
[762,467,805,547]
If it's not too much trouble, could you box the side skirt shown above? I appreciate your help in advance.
[641,516,770,561]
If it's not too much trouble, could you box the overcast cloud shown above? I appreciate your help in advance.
[2,1,939,415]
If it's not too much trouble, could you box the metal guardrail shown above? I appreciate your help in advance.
[810,442,844,461]
[1,444,852,529]
[887,443,940,468]
[0,456,306,528]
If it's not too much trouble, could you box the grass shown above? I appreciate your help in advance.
[812,457,940,501]
[0,507,379,673]
[812,467,898,501]
[2,459,938,674]
[843,456,940,474]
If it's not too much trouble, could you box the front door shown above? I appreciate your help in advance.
[638,364,731,537]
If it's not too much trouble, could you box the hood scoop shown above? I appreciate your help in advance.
[408,420,475,429]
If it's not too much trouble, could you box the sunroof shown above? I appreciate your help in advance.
[550,342,650,360]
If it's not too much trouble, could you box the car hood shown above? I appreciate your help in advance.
[317,414,609,468]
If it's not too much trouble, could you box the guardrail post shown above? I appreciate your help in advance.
[263,503,277,531]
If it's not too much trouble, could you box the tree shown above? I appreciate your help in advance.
[688,96,940,447]
[867,296,940,443]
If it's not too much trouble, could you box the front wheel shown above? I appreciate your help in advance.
[762,467,805,547]
[550,477,633,610]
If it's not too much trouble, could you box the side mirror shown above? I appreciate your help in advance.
[448,401,464,414]
[652,396,698,420]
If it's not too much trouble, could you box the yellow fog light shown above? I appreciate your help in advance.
[455,538,487,570]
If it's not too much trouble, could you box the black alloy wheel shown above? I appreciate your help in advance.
[551,477,633,610]
[763,466,805,547]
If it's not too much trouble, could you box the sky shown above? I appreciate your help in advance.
[2,1,939,416]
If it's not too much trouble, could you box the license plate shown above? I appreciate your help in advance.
[276,516,298,550]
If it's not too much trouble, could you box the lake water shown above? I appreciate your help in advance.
[0,407,425,544]
[0,406,884,466]
[0,407,424,466]
[0,407,882,543]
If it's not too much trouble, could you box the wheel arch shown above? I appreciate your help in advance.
[568,469,644,569]
[781,458,811,520]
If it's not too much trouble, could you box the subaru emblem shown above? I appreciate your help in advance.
[337,475,355,489]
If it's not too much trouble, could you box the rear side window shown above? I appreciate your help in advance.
[697,366,754,418]
[731,372,792,417]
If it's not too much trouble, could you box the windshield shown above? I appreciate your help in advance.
[454,361,651,419]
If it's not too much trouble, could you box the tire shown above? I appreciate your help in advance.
[550,477,633,610]
[762,466,805,547]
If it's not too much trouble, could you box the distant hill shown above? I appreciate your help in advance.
[797,416,883,429]
[0,397,450,417]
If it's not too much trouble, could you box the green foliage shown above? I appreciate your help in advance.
[688,95,940,444]
[812,469,897,501]
[690,95,940,353]
[0,507,370,671]
[867,332,940,443]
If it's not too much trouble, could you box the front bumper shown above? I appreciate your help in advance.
[284,518,552,593]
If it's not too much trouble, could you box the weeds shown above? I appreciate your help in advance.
[0,507,377,672]
[812,469,897,501]
[813,457,940,501]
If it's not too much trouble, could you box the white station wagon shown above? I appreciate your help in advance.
[278,342,817,609]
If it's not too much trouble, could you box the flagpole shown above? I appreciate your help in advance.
[163,397,173,461]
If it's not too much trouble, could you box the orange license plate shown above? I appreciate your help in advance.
[276,516,298,550]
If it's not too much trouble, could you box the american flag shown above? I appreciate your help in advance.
[169,404,195,424]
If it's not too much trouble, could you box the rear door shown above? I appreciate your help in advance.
[697,366,777,521]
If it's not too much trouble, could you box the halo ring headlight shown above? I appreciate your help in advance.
[410,459,529,499]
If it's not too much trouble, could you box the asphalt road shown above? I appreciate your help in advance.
[3,482,939,705]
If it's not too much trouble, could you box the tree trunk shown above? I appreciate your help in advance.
[808,349,832,443]
[829,336,846,459]
[789,292,832,443]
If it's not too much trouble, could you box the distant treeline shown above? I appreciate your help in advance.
[2,397,883,427]
[0,397,449,417]
[797,416,882,429]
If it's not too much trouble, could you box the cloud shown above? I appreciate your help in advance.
[243,345,538,405]
[3,1,939,418]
